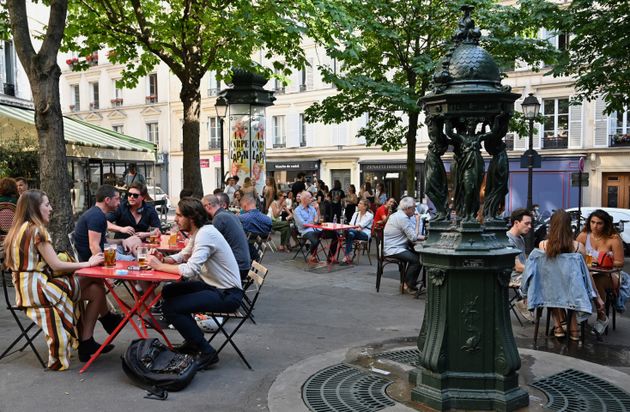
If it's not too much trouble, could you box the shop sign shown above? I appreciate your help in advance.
[200,159,209,168]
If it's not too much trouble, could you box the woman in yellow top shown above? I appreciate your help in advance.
[576,209,624,331]
[3,190,108,370]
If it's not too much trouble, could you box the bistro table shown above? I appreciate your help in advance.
[75,262,181,373]
[304,223,360,264]
[145,235,186,255]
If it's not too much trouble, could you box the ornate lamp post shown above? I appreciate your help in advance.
[521,93,541,251]
[218,70,275,195]
[411,6,528,411]
[214,96,228,189]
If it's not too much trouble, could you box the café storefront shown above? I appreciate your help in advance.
[359,159,425,200]
[267,159,321,186]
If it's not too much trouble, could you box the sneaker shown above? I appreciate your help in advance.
[515,300,534,323]
[195,350,219,371]
[593,316,609,335]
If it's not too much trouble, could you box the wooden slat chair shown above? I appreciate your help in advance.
[204,261,269,369]
[374,227,407,293]
[352,238,373,265]
[0,262,46,368]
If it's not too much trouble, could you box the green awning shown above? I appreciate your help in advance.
[0,103,156,161]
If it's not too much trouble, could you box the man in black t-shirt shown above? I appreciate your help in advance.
[291,173,306,201]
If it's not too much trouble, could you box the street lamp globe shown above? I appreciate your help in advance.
[521,93,540,120]
[214,96,228,119]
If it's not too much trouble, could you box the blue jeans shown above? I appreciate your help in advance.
[344,230,368,255]
[390,249,422,288]
[162,281,243,353]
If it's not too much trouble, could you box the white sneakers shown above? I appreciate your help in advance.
[593,316,610,335]
[515,300,535,323]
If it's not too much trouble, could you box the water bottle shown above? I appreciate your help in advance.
[333,214,338,227]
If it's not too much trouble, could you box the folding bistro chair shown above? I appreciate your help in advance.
[352,238,373,265]
[205,261,269,369]
[374,227,406,293]
[0,264,46,368]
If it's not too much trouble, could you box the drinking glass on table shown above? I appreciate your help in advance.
[103,243,117,267]
[137,246,149,267]
[148,227,159,244]
[168,225,179,247]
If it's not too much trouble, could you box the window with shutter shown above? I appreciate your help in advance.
[541,98,569,149]
[568,99,583,148]
[609,109,630,146]
[593,96,610,147]
[286,113,299,148]
[306,58,314,90]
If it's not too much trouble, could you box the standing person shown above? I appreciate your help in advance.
[383,196,425,293]
[343,199,373,264]
[3,190,109,368]
[15,177,29,197]
[263,177,279,214]
[329,180,345,222]
[344,184,358,223]
[538,209,602,340]
[373,197,397,236]
[147,198,243,370]
[285,191,295,210]
[291,173,306,200]
[224,176,238,202]
[241,177,257,199]
[0,177,18,204]
[123,163,145,188]
[359,182,374,206]
[107,182,161,240]
[506,208,534,322]
[576,209,623,333]
[374,182,387,207]
[201,194,251,281]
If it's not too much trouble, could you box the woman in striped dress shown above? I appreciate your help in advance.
[3,190,105,370]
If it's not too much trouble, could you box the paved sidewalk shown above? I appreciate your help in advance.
[1,240,629,412]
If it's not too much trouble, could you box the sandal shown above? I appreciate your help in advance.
[553,326,566,338]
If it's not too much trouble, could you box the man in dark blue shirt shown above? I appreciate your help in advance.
[107,183,161,240]
[239,194,272,236]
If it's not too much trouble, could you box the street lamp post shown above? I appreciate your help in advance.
[215,96,228,189]
[521,93,541,252]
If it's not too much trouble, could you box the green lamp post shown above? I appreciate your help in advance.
[409,6,528,411]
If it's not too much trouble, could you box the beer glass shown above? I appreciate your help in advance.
[148,227,159,244]
[137,246,149,268]
[103,243,116,267]
[169,225,178,247]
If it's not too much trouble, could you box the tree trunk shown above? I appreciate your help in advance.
[406,111,419,198]
[7,0,72,251]
[180,83,204,198]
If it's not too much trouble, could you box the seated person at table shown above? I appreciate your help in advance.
[576,209,623,332]
[383,196,425,293]
[294,191,338,263]
[0,177,19,204]
[372,197,396,236]
[74,185,133,333]
[107,182,161,241]
[342,199,374,264]
[202,194,251,281]
[3,190,108,369]
[147,198,243,370]
[230,189,244,210]
[507,208,534,322]
[267,192,294,251]
[522,209,603,340]
[239,194,272,260]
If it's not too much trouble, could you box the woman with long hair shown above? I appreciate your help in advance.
[267,192,293,251]
[538,209,598,340]
[576,209,623,330]
[3,190,107,369]
[263,177,278,214]
[344,184,358,223]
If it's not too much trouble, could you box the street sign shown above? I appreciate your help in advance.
[571,172,589,187]
[519,149,542,168]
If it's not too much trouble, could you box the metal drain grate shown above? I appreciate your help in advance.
[377,348,420,366]
[531,369,630,411]
[302,363,395,412]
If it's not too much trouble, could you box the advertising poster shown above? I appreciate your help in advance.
[228,114,249,184]
[250,110,266,194]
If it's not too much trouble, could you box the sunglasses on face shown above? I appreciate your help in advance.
[128,193,141,199]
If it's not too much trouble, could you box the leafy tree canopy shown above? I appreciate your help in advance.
[551,0,630,114]
[304,0,563,151]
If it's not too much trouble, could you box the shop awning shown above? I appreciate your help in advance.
[0,103,156,161]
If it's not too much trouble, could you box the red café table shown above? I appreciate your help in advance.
[75,261,181,373]
[145,235,186,255]
[304,223,360,263]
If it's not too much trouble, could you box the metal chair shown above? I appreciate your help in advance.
[352,238,372,265]
[374,228,406,293]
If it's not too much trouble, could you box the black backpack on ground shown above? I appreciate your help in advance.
[122,338,197,399]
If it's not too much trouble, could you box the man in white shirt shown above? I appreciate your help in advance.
[148,197,242,370]
[224,176,238,202]
[383,196,425,293]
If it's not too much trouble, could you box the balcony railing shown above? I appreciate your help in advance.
[208,140,221,149]
[274,86,285,94]
[542,135,568,149]
[145,95,157,104]
[111,98,124,107]
[504,135,514,151]
[299,84,307,92]
[86,53,98,66]
[69,104,79,112]
[273,140,286,148]
[89,102,99,111]
[610,134,630,147]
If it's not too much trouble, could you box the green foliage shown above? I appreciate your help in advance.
[550,0,630,114]
[304,0,562,151]
[0,134,39,180]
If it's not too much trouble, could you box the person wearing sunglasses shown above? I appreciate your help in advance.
[107,182,161,241]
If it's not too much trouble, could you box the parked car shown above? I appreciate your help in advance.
[147,185,171,213]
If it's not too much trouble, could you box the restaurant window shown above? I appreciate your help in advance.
[541,98,569,149]
[611,110,629,141]
[112,124,124,134]
[273,115,286,148]
[146,122,159,146]
[208,116,220,149]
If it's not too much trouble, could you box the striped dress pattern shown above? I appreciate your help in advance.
[8,222,81,371]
